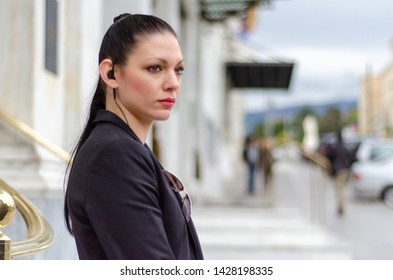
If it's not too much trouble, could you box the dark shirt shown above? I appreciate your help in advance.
[331,141,352,173]
[66,109,203,260]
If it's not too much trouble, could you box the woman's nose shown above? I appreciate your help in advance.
[163,71,181,91]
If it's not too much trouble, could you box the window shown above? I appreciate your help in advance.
[45,0,58,74]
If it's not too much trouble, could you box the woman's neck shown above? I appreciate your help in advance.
[106,103,151,144]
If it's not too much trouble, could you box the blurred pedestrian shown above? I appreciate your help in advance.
[259,138,274,206]
[330,130,352,215]
[243,135,260,194]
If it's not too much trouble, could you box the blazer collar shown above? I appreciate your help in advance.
[93,109,142,144]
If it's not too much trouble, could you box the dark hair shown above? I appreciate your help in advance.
[64,14,177,234]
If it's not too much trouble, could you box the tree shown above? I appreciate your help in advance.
[252,122,265,138]
[319,107,342,134]
[347,108,357,125]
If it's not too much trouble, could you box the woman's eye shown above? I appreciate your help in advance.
[147,65,162,72]
[175,67,185,75]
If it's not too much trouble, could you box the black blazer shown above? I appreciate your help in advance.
[66,110,203,260]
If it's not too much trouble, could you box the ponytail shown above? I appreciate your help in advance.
[64,78,105,234]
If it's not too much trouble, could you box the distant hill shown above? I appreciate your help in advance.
[245,100,357,134]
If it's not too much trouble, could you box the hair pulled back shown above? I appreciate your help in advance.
[64,14,177,234]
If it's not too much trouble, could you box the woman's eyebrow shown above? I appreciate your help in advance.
[145,57,184,65]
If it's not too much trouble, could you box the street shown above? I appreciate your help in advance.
[270,154,393,260]
[195,148,393,260]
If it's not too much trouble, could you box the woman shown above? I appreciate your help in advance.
[64,13,203,260]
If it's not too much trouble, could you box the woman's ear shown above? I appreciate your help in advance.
[99,59,118,89]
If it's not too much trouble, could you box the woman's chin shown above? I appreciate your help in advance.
[155,112,172,121]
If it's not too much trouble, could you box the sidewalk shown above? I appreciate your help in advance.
[192,156,353,260]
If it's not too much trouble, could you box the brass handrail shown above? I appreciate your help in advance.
[0,180,54,258]
[0,110,70,162]
[0,109,71,258]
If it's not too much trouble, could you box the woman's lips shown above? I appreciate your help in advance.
[159,98,176,107]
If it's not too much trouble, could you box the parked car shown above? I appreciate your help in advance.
[353,138,393,162]
[349,138,393,209]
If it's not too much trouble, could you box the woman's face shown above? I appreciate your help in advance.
[116,32,184,125]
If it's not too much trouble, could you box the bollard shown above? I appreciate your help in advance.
[0,190,16,260]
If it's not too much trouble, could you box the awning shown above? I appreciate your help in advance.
[200,0,270,22]
[226,62,294,89]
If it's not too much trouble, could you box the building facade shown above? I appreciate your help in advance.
[359,40,393,137]
[0,0,273,202]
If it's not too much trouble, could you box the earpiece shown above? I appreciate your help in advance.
[107,70,114,79]
[106,63,128,125]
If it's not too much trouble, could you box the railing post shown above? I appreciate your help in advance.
[0,190,16,260]
[0,233,11,260]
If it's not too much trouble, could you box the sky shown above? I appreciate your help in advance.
[240,0,393,112]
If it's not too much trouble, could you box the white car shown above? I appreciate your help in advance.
[354,138,393,162]
[349,138,393,209]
